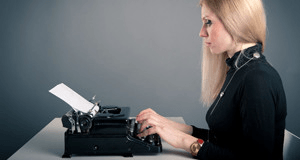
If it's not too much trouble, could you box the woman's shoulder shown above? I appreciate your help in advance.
[241,58,283,88]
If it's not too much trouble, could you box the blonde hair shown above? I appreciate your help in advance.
[200,0,267,106]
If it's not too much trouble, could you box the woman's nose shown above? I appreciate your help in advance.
[199,26,208,37]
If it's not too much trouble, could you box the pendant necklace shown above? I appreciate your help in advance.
[209,51,260,116]
[207,50,260,142]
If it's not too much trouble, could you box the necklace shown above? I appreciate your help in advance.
[207,51,260,142]
[209,51,261,116]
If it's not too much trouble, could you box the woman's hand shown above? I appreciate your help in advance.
[135,108,197,152]
[136,108,169,136]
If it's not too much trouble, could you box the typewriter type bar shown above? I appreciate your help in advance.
[61,106,162,158]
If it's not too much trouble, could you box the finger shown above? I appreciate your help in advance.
[139,116,159,132]
[136,109,161,124]
[147,127,157,135]
[136,111,153,122]
[136,108,151,117]
[137,126,157,137]
[139,119,151,132]
[137,128,149,137]
[136,108,156,119]
[140,122,152,133]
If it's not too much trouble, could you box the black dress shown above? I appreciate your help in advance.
[192,44,287,160]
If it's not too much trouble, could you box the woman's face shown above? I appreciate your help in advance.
[199,3,238,57]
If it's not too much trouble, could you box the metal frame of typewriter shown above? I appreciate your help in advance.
[61,105,162,158]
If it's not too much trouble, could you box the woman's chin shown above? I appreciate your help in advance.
[210,49,222,55]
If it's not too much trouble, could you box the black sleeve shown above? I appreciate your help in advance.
[192,126,238,159]
[238,69,276,160]
[197,142,237,160]
[191,125,209,141]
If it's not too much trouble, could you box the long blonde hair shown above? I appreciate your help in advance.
[200,0,267,106]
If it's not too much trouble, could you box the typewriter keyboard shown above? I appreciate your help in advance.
[128,118,161,146]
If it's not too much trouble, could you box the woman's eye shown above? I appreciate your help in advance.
[205,19,212,26]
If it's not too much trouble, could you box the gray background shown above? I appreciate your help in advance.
[1,0,299,159]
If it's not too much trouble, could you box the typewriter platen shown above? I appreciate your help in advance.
[61,105,162,158]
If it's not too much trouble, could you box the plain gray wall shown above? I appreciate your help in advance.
[1,0,300,159]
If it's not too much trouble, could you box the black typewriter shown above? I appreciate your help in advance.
[61,105,162,158]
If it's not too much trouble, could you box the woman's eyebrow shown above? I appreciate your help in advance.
[202,15,210,21]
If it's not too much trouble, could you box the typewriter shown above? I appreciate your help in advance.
[61,105,162,158]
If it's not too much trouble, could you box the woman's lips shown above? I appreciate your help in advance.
[205,42,211,46]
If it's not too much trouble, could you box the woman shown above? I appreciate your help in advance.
[136,0,287,160]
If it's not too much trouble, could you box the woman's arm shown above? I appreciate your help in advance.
[136,108,193,135]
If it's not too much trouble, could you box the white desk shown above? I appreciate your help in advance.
[8,117,193,160]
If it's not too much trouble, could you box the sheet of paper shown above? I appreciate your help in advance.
[49,83,94,113]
